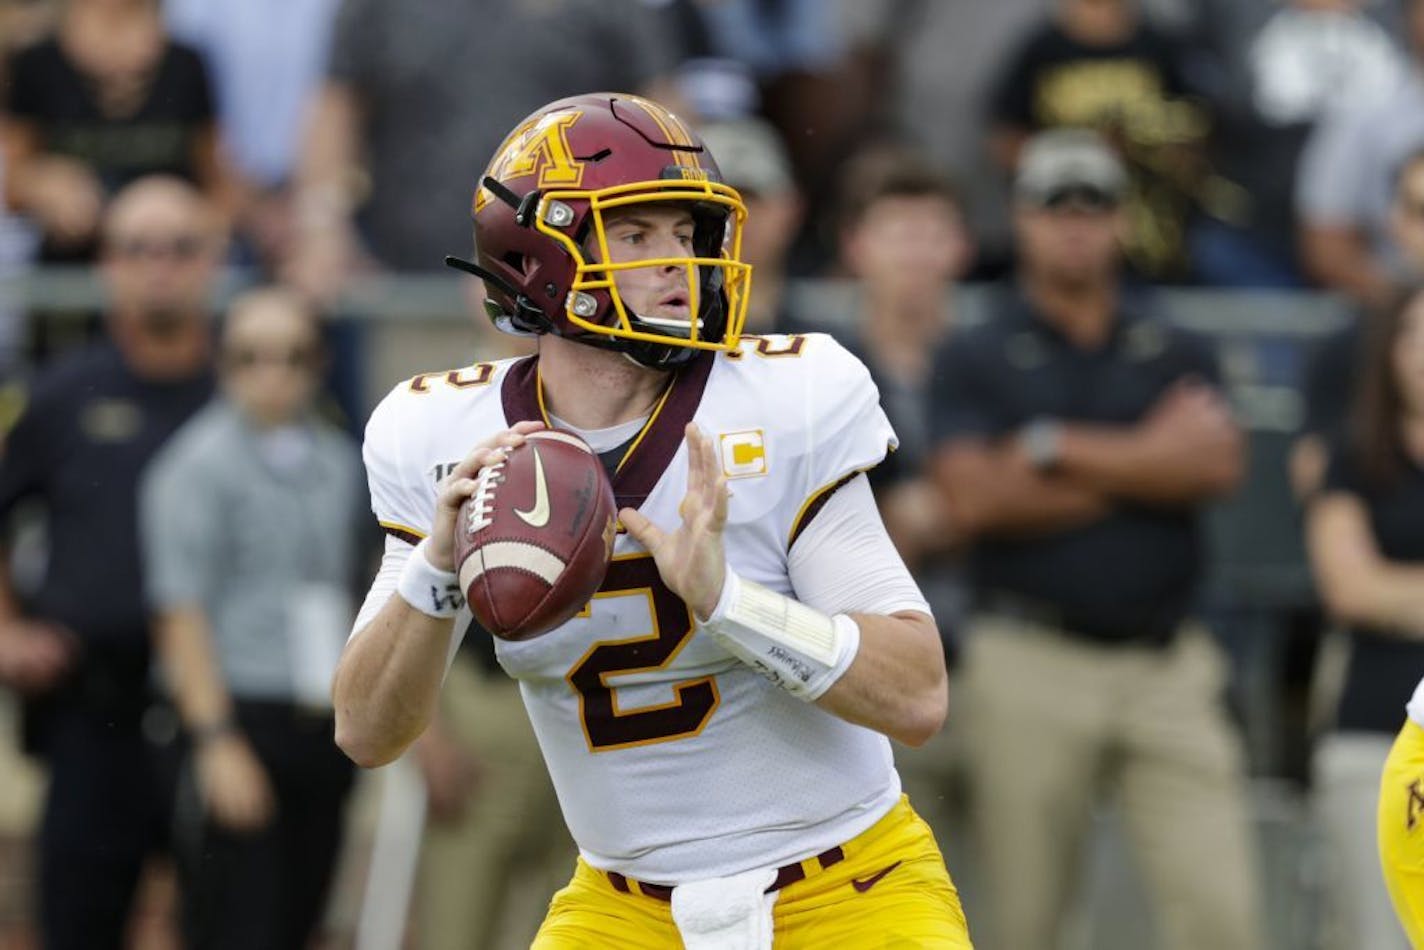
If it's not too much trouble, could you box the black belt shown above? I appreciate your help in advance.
[978,591,1179,647]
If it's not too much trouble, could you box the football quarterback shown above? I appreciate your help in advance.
[333,92,972,949]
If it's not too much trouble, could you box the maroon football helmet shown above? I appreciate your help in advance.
[447,93,752,369]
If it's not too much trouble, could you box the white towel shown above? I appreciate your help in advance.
[669,866,779,950]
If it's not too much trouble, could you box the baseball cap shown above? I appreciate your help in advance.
[699,119,795,198]
[1015,128,1126,209]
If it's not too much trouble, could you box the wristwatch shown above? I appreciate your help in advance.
[1019,417,1064,472]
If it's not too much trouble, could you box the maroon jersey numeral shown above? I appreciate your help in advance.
[567,555,719,751]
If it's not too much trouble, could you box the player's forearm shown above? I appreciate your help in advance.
[154,606,235,733]
[815,611,947,747]
[332,594,456,768]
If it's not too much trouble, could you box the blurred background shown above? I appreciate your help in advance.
[0,0,1420,947]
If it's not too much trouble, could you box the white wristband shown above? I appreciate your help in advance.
[700,568,860,701]
[397,539,465,619]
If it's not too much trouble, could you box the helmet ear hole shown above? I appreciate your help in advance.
[501,251,526,274]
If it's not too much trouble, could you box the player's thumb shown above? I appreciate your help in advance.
[619,507,664,552]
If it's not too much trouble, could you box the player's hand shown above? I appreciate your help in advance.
[197,732,275,833]
[620,423,729,620]
[0,619,76,694]
[428,421,547,573]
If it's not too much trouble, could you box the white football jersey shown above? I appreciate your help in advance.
[362,333,908,882]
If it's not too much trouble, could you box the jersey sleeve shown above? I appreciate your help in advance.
[363,384,433,546]
[788,334,897,548]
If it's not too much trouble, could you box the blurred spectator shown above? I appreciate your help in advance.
[0,0,54,61]
[161,0,341,273]
[0,175,221,950]
[663,0,863,228]
[840,0,1048,273]
[835,145,972,576]
[1191,0,1405,287]
[140,287,362,949]
[986,0,1216,282]
[1305,284,1424,950]
[1,0,237,263]
[928,129,1261,949]
[1292,147,1424,501]
[697,117,804,333]
[1297,0,1424,309]
[285,0,681,301]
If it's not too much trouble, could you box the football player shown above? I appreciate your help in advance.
[332,93,971,948]
[1380,675,1424,947]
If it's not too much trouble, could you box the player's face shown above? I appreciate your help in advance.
[595,205,699,327]
[1395,293,1424,417]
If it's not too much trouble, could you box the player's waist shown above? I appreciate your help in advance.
[592,794,918,901]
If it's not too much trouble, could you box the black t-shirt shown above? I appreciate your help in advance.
[988,21,1205,280]
[1321,442,1424,733]
[4,37,216,259]
[929,289,1218,642]
[1301,321,1364,440]
[0,340,213,644]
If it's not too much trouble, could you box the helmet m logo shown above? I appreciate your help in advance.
[476,112,586,212]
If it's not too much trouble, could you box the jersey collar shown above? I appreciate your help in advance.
[500,353,715,510]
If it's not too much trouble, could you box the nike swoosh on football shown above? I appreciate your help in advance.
[850,861,902,893]
[515,447,551,528]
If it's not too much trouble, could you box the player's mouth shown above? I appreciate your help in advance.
[654,291,691,316]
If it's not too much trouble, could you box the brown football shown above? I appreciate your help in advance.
[454,429,616,640]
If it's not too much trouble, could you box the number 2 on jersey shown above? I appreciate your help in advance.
[567,554,719,752]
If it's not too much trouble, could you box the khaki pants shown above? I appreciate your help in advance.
[961,616,1263,950]
[417,653,575,950]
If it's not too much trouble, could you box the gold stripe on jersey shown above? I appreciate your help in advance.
[379,520,427,545]
[614,382,675,475]
[532,367,677,476]
[787,465,879,549]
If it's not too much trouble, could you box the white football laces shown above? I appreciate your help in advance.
[466,459,506,534]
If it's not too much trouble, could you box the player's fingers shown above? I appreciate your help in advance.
[436,476,482,513]
[684,424,704,499]
[619,506,666,553]
[710,473,729,528]
[511,420,546,435]
[449,446,507,482]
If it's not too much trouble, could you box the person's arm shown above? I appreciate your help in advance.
[1300,223,1392,310]
[931,437,1111,540]
[1051,381,1245,505]
[284,81,370,302]
[154,605,274,830]
[333,422,545,767]
[620,426,948,747]
[1307,491,1424,638]
[1296,106,1390,307]
[0,383,75,691]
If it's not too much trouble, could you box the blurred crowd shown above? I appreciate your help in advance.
[0,0,1423,947]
